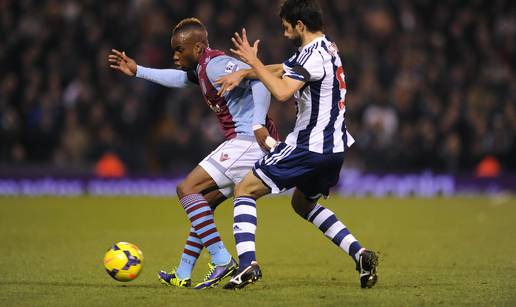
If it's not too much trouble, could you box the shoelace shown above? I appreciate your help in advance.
[201,263,216,281]
[167,268,184,283]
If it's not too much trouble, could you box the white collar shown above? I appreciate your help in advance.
[298,35,325,52]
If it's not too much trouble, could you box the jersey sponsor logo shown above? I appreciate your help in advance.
[208,99,223,113]
[219,152,230,162]
[224,61,238,73]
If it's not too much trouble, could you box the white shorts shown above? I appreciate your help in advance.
[199,135,266,197]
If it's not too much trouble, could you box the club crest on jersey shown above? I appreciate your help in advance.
[328,42,339,57]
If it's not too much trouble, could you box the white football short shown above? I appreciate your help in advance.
[199,135,266,197]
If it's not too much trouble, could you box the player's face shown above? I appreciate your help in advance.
[282,19,302,47]
[170,34,198,71]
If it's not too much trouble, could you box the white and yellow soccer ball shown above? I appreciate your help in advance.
[103,242,144,282]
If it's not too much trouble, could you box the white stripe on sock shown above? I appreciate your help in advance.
[234,205,257,217]
[236,241,255,256]
[234,222,257,233]
[312,209,333,228]
[306,204,322,220]
[339,233,357,253]
[324,221,344,238]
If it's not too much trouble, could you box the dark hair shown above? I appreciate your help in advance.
[279,0,323,32]
[172,17,209,44]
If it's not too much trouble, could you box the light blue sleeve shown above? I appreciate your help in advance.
[250,80,271,126]
[135,65,193,88]
[205,56,251,91]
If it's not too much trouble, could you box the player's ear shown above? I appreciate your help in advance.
[194,42,204,55]
[295,20,305,32]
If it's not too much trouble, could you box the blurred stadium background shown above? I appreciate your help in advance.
[1,0,514,185]
[1,1,516,306]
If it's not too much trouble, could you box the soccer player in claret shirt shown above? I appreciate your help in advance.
[109,18,279,289]
[217,0,379,289]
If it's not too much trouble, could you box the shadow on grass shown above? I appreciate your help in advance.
[0,280,163,289]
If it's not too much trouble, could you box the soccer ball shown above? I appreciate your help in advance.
[103,242,144,282]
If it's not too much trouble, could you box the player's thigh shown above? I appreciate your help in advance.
[234,171,271,199]
[199,137,265,198]
[224,140,266,186]
[177,165,219,198]
[253,143,315,194]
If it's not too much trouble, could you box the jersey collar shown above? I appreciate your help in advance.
[298,35,325,52]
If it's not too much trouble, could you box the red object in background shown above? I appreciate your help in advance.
[476,155,501,178]
[95,153,126,178]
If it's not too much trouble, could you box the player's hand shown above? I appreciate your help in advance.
[215,70,246,96]
[254,126,277,152]
[230,28,260,67]
[108,49,137,77]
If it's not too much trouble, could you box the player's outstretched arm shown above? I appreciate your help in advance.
[215,64,283,96]
[230,28,304,102]
[108,49,137,76]
[109,49,192,88]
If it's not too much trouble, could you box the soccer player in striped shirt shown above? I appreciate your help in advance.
[217,0,378,289]
[109,18,278,289]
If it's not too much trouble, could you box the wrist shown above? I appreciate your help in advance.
[252,124,264,131]
[248,57,263,69]
[242,69,251,78]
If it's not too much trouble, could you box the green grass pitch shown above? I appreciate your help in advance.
[1,196,515,306]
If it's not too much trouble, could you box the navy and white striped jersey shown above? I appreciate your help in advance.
[283,36,355,154]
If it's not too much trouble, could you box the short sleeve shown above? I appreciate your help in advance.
[283,50,325,82]
[206,56,251,87]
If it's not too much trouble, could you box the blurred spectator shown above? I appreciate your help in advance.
[0,0,515,175]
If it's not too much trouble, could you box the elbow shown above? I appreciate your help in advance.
[274,91,291,102]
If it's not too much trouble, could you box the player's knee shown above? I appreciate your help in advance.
[234,182,246,198]
[291,199,309,217]
[234,181,254,198]
[291,191,317,218]
[176,181,193,198]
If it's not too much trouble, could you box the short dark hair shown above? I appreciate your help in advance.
[279,0,323,32]
[172,17,208,44]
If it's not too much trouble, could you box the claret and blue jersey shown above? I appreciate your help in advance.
[135,48,278,141]
[195,48,278,140]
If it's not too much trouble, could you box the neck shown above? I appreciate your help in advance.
[301,31,324,47]
[195,46,208,64]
